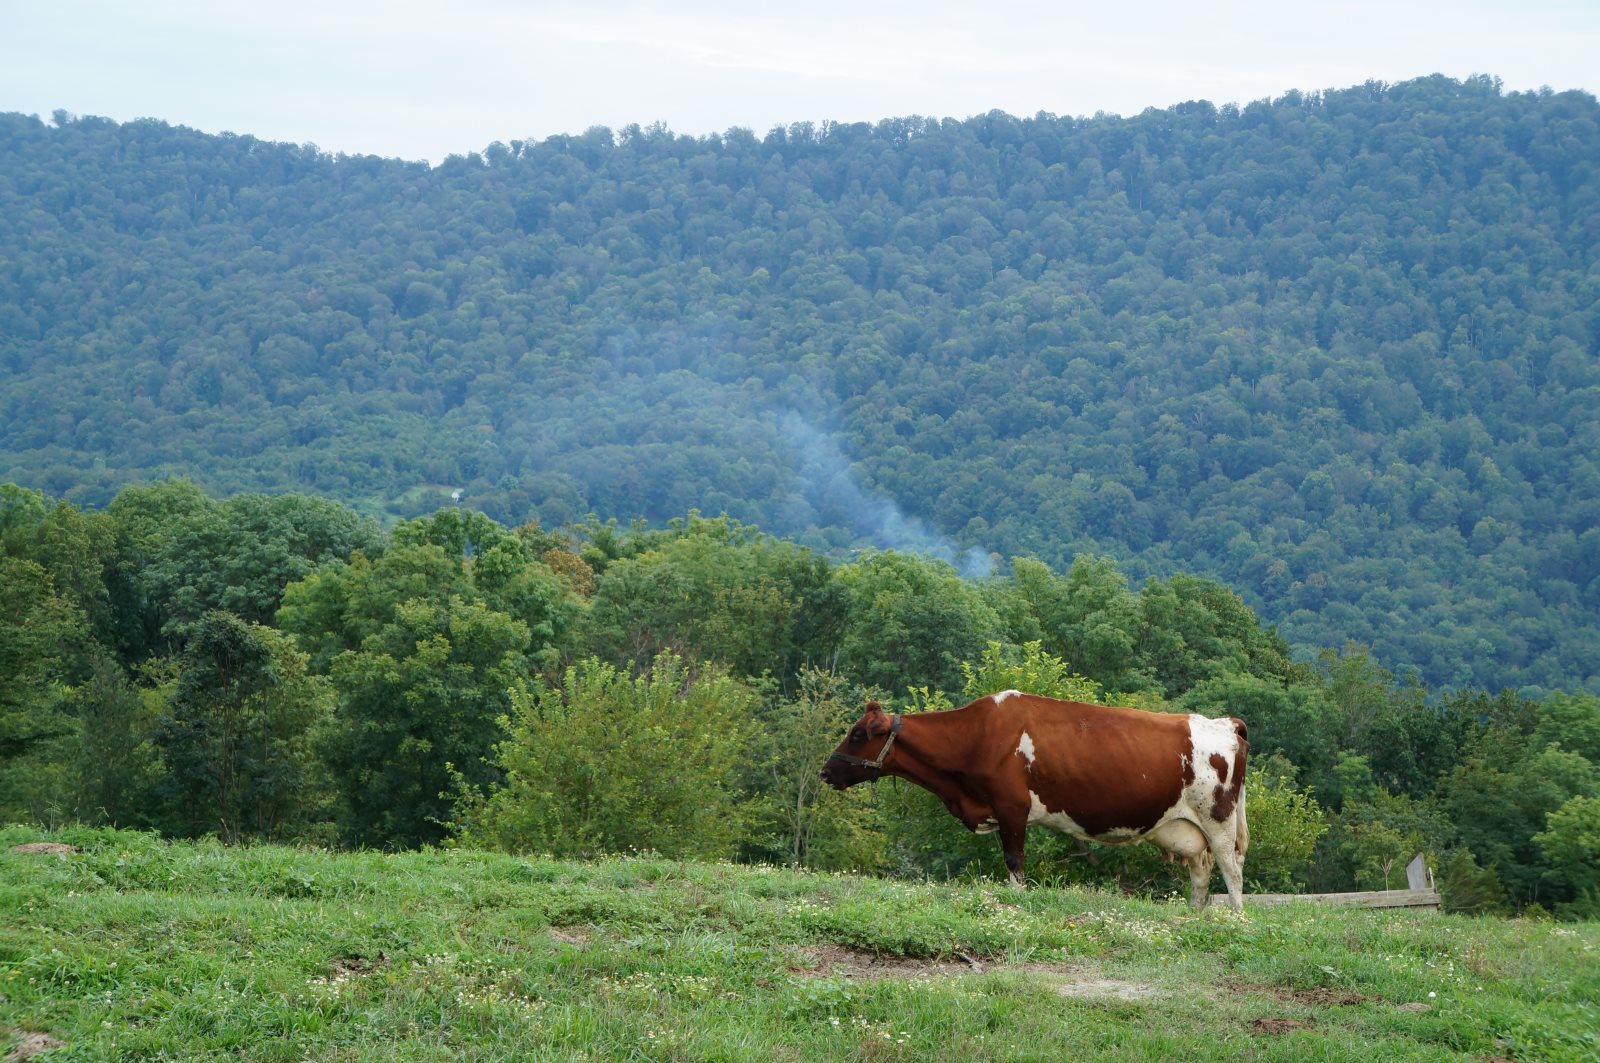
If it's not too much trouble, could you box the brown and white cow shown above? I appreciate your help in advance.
[820,691,1250,911]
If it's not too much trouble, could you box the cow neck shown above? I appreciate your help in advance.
[883,707,984,798]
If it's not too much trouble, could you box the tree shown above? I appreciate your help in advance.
[319,595,531,848]
[1003,555,1149,694]
[1181,673,1340,796]
[277,544,471,672]
[279,510,580,848]
[1533,694,1600,765]
[750,667,887,870]
[153,611,332,841]
[106,483,383,657]
[832,551,1005,695]
[67,652,164,828]
[579,515,841,683]
[1533,794,1600,919]
[8,84,1600,694]
[1134,573,1292,697]
[0,557,92,822]
[1443,740,1598,908]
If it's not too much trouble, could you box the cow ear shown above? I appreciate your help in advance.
[865,700,884,715]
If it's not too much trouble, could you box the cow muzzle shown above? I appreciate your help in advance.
[818,756,865,789]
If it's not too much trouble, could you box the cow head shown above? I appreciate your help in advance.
[819,700,901,789]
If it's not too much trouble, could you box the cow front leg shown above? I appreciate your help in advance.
[998,819,1028,889]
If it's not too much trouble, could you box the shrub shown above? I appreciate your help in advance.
[451,653,756,859]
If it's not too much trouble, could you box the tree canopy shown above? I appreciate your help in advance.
[3,482,1597,914]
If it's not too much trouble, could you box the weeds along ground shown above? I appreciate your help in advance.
[2,826,1597,1061]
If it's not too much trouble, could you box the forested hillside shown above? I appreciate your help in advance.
[2,74,1598,693]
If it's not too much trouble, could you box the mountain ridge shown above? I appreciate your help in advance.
[3,73,1597,693]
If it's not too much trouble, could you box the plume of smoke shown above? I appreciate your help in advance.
[776,411,996,579]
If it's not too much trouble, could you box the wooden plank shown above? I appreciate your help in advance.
[1247,888,1441,910]
[1405,854,1432,891]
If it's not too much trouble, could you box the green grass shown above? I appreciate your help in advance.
[3,827,1597,1062]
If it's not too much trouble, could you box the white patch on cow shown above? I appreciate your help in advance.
[1186,713,1240,816]
[1016,730,1036,767]
[992,689,1023,704]
[1026,790,1091,838]
[975,817,999,834]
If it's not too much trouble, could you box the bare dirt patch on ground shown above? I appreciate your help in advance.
[793,944,1165,1000]
[9,843,80,856]
[1226,980,1373,1007]
[322,953,388,986]
[1047,975,1165,1001]
[1282,987,1370,1006]
[795,944,982,980]
[548,928,589,946]
[4,1032,65,1062]
[333,953,387,975]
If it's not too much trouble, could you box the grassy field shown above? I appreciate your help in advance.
[2,827,1596,1062]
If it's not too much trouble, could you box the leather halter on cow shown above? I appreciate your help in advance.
[821,691,1251,912]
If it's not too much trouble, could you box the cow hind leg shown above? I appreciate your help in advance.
[1214,843,1245,913]
[1234,781,1250,861]
[1199,805,1247,915]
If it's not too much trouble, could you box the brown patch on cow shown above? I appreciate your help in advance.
[1251,1017,1310,1034]
[1211,782,1237,822]
[1209,753,1230,786]
[9,842,81,855]
[5,1032,65,1062]
[1019,703,1194,836]
[1212,732,1249,822]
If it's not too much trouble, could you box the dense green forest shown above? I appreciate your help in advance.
[1,75,1598,694]
[4,482,1598,917]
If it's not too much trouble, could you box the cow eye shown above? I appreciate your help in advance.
[851,729,865,743]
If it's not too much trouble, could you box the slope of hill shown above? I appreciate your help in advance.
[3,827,1596,1061]
[2,74,1598,693]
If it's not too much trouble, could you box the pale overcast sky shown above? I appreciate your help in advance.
[4,0,1596,164]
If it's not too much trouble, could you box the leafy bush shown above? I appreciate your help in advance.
[452,653,756,859]
[746,668,888,872]
[959,641,1105,704]
[1238,760,1328,892]
[1435,848,1510,915]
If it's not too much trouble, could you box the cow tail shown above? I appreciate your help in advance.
[1231,717,1250,858]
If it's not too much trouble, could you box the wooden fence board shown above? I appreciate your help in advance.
[1246,888,1441,910]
